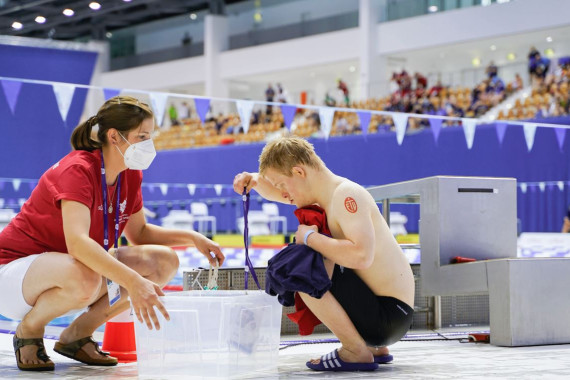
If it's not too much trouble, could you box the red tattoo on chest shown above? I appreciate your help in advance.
[344,197,358,213]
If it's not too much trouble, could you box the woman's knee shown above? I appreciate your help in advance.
[153,247,179,282]
[62,259,102,304]
[136,246,179,283]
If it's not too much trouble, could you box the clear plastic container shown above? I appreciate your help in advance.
[134,290,282,379]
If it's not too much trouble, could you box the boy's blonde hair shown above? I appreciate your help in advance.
[259,136,325,176]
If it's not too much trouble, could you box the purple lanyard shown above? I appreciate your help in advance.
[101,151,121,251]
[243,188,260,289]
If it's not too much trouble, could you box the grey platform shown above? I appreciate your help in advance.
[367,176,570,347]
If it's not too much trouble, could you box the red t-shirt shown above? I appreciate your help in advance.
[0,150,143,265]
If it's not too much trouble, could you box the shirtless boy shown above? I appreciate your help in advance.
[233,136,415,371]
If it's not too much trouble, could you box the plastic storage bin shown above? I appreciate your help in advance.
[134,290,282,379]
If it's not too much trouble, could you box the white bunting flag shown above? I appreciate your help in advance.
[558,181,564,192]
[520,183,527,194]
[187,184,196,196]
[52,83,75,123]
[319,107,335,139]
[461,118,478,149]
[214,184,223,196]
[12,179,21,192]
[159,183,168,196]
[150,92,169,127]
[392,113,408,145]
[236,100,255,134]
[523,122,538,152]
[538,182,546,192]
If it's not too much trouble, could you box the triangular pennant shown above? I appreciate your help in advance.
[520,183,527,194]
[1,79,22,115]
[461,118,478,149]
[187,184,196,196]
[12,179,21,192]
[194,97,211,124]
[555,128,567,152]
[318,107,335,139]
[214,184,223,196]
[496,122,508,145]
[357,111,371,136]
[538,182,546,192]
[428,118,443,144]
[28,181,37,191]
[392,113,408,145]
[280,104,297,130]
[523,122,538,152]
[159,183,168,196]
[52,83,75,123]
[103,88,121,101]
[149,92,169,127]
[558,181,565,191]
[148,185,155,194]
[236,100,255,134]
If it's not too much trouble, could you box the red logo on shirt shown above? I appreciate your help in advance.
[344,197,357,213]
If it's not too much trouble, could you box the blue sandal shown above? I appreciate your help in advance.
[375,354,393,364]
[306,349,379,371]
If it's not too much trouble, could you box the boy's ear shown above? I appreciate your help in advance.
[291,166,306,178]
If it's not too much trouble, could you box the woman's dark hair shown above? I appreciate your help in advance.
[70,96,154,151]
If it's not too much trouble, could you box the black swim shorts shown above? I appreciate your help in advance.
[329,264,414,346]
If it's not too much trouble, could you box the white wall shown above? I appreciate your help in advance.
[376,0,570,55]
[100,0,570,98]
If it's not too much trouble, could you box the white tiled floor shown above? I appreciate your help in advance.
[1,321,570,379]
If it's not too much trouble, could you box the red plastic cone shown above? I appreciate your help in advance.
[101,308,137,363]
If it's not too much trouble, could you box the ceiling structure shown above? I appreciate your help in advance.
[0,0,244,40]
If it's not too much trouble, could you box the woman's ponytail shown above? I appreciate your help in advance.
[70,116,102,151]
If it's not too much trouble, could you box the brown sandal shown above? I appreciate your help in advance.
[54,336,118,366]
[13,334,55,371]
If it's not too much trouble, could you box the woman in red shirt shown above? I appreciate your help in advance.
[0,96,224,371]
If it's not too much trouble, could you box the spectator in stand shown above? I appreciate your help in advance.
[168,103,179,126]
[428,80,444,97]
[397,70,412,95]
[276,83,288,103]
[445,95,464,119]
[529,50,550,87]
[265,84,275,114]
[389,73,400,94]
[177,102,191,122]
[486,61,498,79]
[512,73,524,92]
[324,93,336,107]
[337,79,350,106]
[414,72,428,98]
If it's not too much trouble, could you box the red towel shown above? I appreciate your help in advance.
[286,205,330,335]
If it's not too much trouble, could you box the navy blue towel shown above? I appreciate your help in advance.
[265,243,332,307]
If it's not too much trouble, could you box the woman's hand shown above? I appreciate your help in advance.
[127,276,169,330]
[193,233,225,266]
[233,172,257,195]
[295,224,318,245]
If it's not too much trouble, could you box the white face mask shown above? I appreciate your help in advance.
[116,133,157,170]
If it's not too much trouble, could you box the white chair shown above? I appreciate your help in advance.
[0,208,16,232]
[190,202,216,235]
[237,211,270,236]
[389,212,408,236]
[161,210,194,231]
[262,203,287,234]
